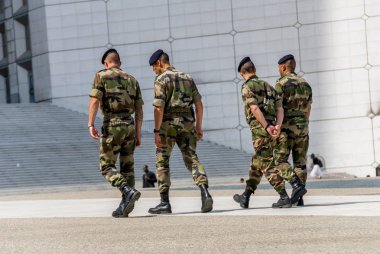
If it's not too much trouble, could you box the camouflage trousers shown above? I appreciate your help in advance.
[99,124,136,189]
[246,125,295,193]
[275,117,309,185]
[156,118,208,193]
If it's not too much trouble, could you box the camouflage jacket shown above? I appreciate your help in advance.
[89,67,143,124]
[275,72,312,122]
[241,75,281,132]
[153,67,201,119]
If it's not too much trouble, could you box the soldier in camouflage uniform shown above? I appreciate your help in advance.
[275,54,312,206]
[233,57,306,209]
[147,49,213,214]
[88,49,143,217]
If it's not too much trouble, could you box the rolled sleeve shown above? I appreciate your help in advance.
[153,81,166,108]
[89,89,103,100]
[274,92,282,109]
[191,80,202,103]
[241,85,258,107]
[89,72,104,100]
[135,82,144,107]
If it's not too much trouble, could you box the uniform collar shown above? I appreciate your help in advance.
[108,66,121,71]
[245,74,259,83]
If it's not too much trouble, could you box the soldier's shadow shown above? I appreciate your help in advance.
[165,200,380,215]
[299,200,380,207]
[173,207,266,215]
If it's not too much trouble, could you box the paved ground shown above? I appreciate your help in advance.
[1,178,380,253]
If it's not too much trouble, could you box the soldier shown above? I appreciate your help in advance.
[88,48,143,217]
[233,57,306,209]
[275,54,313,206]
[147,49,213,214]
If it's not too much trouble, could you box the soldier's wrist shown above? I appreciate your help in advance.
[153,129,160,133]
[88,125,94,129]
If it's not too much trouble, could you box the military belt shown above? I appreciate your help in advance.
[163,107,194,119]
[285,111,307,117]
[165,107,193,114]
[103,113,132,121]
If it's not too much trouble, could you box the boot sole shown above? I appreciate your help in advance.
[233,195,248,209]
[123,191,141,217]
[201,197,213,213]
[272,203,292,209]
[291,188,307,204]
[148,210,172,215]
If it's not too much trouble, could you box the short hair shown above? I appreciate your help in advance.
[159,52,170,64]
[240,61,255,74]
[105,52,120,64]
[284,59,296,72]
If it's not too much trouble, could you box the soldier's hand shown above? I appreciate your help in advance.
[196,127,203,141]
[272,125,281,138]
[136,134,141,147]
[89,126,100,140]
[266,125,277,138]
[155,133,162,148]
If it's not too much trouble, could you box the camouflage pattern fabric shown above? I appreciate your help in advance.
[153,67,201,110]
[153,67,207,193]
[242,75,281,132]
[100,125,136,188]
[90,67,143,121]
[275,72,312,184]
[242,75,287,193]
[89,67,143,189]
[156,118,207,193]
[246,130,285,193]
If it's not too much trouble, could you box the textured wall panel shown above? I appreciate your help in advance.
[169,0,232,38]
[367,16,380,66]
[369,66,380,115]
[232,0,297,31]
[309,117,374,172]
[45,1,108,51]
[172,35,235,83]
[299,20,367,72]
[298,0,364,24]
[305,68,370,121]
[108,0,170,45]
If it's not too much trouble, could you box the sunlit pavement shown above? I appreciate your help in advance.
[1,195,380,218]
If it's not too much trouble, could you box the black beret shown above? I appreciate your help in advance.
[101,48,118,64]
[278,54,294,65]
[237,56,251,72]
[149,49,164,66]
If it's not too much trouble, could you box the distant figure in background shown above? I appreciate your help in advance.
[142,165,157,188]
[310,154,323,179]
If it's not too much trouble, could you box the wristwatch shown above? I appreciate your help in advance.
[153,129,160,133]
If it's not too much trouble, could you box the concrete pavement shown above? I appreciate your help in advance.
[1,195,380,218]
[1,179,380,253]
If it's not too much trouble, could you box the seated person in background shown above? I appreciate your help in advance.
[310,154,323,179]
[142,165,157,188]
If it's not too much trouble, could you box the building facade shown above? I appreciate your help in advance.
[1,0,380,177]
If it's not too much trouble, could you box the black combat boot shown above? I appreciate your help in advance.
[297,196,304,206]
[199,184,213,213]
[112,193,126,218]
[148,192,172,214]
[233,189,252,208]
[112,192,137,218]
[290,178,307,205]
[114,185,140,217]
[272,189,292,208]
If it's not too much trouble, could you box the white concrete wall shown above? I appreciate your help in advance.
[38,0,380,177]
